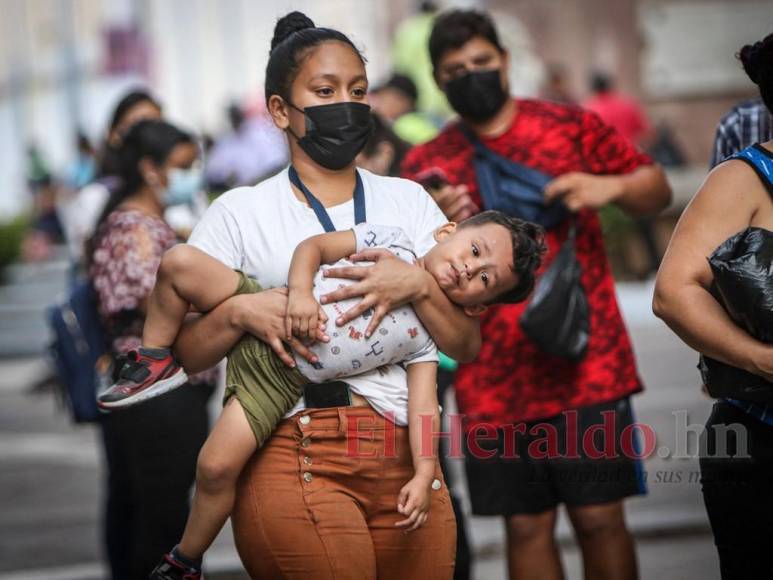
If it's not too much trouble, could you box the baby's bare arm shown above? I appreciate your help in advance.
[287,230,357,295]
[286,231,356,341]
[406,361,440,481]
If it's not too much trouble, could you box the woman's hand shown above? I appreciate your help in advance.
[286,290,323,342]
[320,249,429,337]
[395,475,432,532]
[232,288,328,368]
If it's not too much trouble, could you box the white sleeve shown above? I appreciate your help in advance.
[408,182,447,257]
[187,199,244,269]
[404,338,439,365]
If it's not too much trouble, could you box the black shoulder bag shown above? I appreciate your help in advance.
[519,220,589,361]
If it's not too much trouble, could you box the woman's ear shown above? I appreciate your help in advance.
[433,222,457,242]
[463,304,487,317]
[268,95,290,130]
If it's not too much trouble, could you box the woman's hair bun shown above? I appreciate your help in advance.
[739,34,773,85]
[271,11,315,52]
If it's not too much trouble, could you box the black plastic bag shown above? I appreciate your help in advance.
[520,222,589,361]
[700,226,773,402]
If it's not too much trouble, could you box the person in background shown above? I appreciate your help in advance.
[710,90,773,168]
[539,63,576,104]
[59,90,162,266]
[204,101,289,191]
[371,73,418,123]
[582,72,652,148]
[88,119,215,579]
[356,113,411,177]
[370,74,439,145]
[583,71,661,275]
[392,1,453,123]
[21,145,64,261]
[653,33,773,579]
[402,10,672,580]
[65,132,97,191]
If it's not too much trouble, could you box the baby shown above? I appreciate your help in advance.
[99,209,544,576]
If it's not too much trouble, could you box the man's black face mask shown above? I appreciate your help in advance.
[444,69,508,122]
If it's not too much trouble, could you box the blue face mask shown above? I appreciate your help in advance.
[162,166,202,206]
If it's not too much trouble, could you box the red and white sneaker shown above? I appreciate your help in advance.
[149,551,202,579]
[98,347,188,410]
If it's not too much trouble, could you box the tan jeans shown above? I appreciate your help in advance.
[232,407,457,579]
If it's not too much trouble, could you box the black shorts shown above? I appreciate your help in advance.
[464,397,647,516]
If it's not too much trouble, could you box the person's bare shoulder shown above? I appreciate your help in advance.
[700,158,769,210]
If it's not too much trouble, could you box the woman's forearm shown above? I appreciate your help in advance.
[173,297,244,373]
[653,281,769,374]
[412,271,481,362]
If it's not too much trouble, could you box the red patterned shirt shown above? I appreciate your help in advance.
[402,99,650,425]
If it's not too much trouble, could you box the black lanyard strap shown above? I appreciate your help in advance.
[288,166,366,233]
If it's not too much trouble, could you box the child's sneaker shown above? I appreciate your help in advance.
[98,347,188,410]
[149,551,202,580]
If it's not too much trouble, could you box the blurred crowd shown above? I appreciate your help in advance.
[13,0,690,277]
[4,2,773,580]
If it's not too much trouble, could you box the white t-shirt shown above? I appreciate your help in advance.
[188,167,446,425]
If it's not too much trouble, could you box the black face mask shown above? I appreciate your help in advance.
[445,69,508,122]
[287,101,373,170]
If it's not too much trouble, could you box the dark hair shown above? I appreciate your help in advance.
[739,33,773,114]
[264,11,366,105]
[377,74,419,103]
[107,89,161,133]
[99,89,162,176]
[458,210,546,304]
[590,71,612,94]
[94,120,194,230]
[360,113,410,176]
[429,10,505,73]
[76,131,92,154]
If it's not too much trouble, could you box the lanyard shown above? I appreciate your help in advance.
[288,166,366,233]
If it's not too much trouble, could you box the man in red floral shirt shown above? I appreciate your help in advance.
[402,10,672,580]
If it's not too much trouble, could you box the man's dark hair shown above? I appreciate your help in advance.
[458,210,546,304]
[429,10,505,73]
